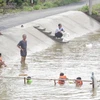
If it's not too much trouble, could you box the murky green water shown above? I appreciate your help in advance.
[0,32,100,100]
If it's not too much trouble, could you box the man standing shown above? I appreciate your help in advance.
[17,34,27,64]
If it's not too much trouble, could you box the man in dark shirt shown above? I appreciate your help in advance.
[17,34,27,64]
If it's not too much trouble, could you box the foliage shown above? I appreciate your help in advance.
[79,5,89,12]
[79,4,100,15]
[14,0,23,6]
[0,0,5,7]
[53,0,79,6]
[92,10,98,15]
[33,4,41,10]
[0,0,81,14]
[42,2,54,9]
[23,6,34,11]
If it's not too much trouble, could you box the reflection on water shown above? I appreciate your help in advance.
[20,63,28,74]
[0,32,100,100]
[92,89,97,97]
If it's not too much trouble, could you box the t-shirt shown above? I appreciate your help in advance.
[18,40,27,50]
[55,27,64,33]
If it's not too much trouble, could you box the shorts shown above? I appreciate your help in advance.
[55,32,63,38]
[20,49,27,57]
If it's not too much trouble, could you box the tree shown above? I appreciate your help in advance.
[14,0,23,6]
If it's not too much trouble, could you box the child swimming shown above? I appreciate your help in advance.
[58,72,67,85]
[0,53,6,67]
[75,77,83,87]
[27,76,32,84]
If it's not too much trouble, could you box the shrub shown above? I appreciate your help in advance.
[42,2,53,9]
[92,10,98,15]
[22,2,30,6]
[23,6,34,11]
[79,4,100,15]
[33,4,41,10]
[0,0,6,7]
[79,5,89,12]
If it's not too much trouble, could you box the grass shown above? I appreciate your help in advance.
[79,4,100,15]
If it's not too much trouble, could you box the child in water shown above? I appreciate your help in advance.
[75,77,83,87]
[0,53,6,67]
[58,72,67,85]
[27,76,32,84]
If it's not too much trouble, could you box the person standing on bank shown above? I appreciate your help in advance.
[55,24,65,38]
[17,34,27,64]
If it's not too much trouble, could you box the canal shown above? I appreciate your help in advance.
[0,31,100,100]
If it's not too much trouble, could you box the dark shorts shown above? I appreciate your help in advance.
[20,50,27,57]
[55,32,63,38]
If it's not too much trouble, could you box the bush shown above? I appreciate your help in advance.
[0,0,6,7]
[22,2,30,6]
[53,0,80,6]
[92,10,98,15]
[33,4,41,10]
[79,4,100,15]
[23,6,34,11]
[79,5,89,12]
[42,2,53,9]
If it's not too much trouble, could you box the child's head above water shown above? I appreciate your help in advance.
[27,76,32,84]
[27,76,31,80]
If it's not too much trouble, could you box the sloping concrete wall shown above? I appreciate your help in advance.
[33,11,100,40]
[0,26,55,62]
[0,11,100,62]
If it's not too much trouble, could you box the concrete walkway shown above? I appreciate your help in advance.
[0,0,100,31]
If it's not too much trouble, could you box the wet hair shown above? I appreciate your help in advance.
[76,77,81,80]
[60,72,64,76]
[0,53,1,56]
[27,76,31,80]
[58,23,62,27]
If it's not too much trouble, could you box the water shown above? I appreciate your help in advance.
[0,31,100,100]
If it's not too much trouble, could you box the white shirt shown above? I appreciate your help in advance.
[55,27,64,33]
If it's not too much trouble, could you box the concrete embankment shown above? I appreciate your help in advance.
[0,25,55,62]
[0,11,100,62]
